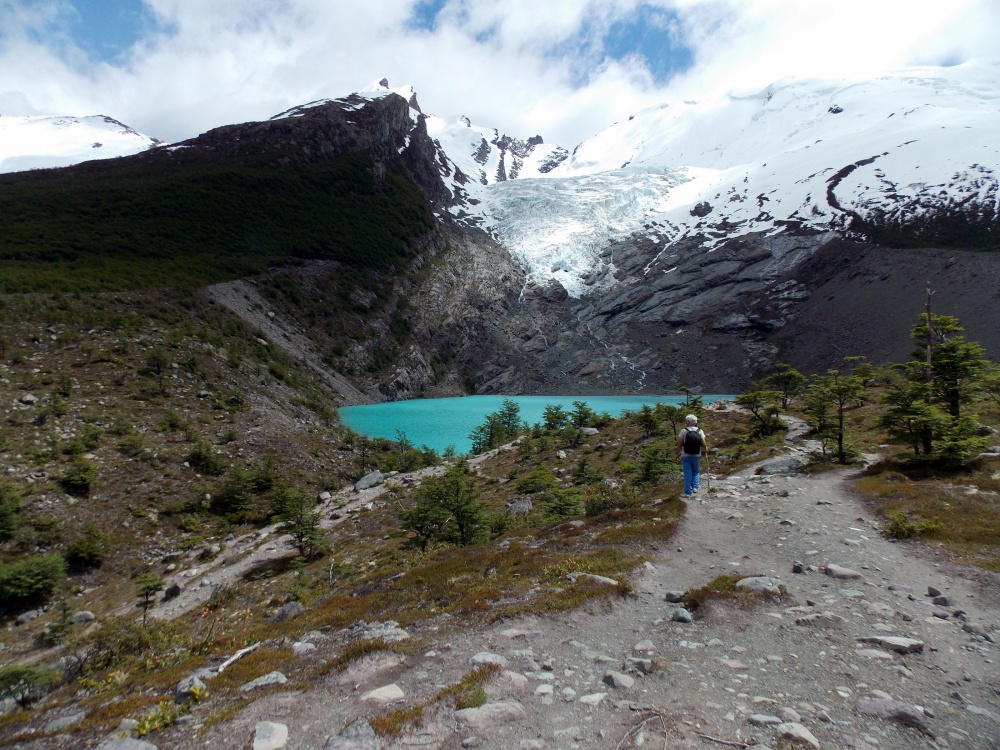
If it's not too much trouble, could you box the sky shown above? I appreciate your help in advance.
[0,0,997,147]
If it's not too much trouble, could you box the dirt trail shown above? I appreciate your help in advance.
[168,430,1000,750]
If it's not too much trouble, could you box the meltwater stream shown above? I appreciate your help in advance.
[339,394,733,454]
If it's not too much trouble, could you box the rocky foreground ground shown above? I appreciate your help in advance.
[39,430,1000,750]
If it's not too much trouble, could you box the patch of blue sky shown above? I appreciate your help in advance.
[603,5,693,82]
[64,0,160,63]
[409,0,449,31]
[546,4,693,88]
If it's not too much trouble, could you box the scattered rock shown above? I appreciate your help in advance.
[736,576,784,595]
[824,564,862,579]
[672,608,693,623]
[361,683,405,704]
[239,671,288,692]
[664,591,685,603]
[175,673,210,703]
[455,701,527,728]
[44,710,86,732]
[70,610,96,624]
[856,697,932,734]
[253,722,289,750]
[469,652,508,668]
[791,561,805,574]
[926,586,942,597]
[323,719,378,750]
[856,636,924,654]
[97,740,159,750]
[578,692,608,706]
[776,722,821,749]
[269,601,305,623]
[932,595,951,606]
[795,612,846,629]
[748,714,782,726]
[602,671,634,689]
[354,470,384,491]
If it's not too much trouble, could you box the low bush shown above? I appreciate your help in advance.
[0,554,67,610]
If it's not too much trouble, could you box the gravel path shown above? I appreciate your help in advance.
[163,431,1000,750]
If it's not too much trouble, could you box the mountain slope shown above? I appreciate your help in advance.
[0,115,161,174]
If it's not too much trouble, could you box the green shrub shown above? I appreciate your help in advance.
[65,520,109,571]
[0,480,21,541]
[0,665,57,708]
[585,481,639,517]
[883,510,942,540]
[186,441,226,475]
[76,616,182,673]
[0,554,67,610]
[61,456,97,495]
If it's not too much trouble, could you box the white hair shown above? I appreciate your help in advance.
[685,414,698,425]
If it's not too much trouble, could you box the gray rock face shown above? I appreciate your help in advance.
[97,740,159,750]
[253,721,289,750]
[856,697,932,733]
[44,710,86,731]
[354,470,384,491]
[323,719,378,750]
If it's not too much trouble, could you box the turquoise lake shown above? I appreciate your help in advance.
[339,394,733,454]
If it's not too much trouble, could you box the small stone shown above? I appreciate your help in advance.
[776,707,801,723]
[795,612,846,629]
[856,636,924,654]
[455,701,527,728]
[664,590,686,603]
[736,576,783,595]
[932,595,951,606]
[776,722,821,749]
[45,710,86,732]
[269,601,305,623]
[792,561,805,574]
[603,671,635,689]
[239,671,287,692]
[633,640,655,653]
[578,692,608,706]
[926,586,942,597]
[825,564,862,579]
[323,719,378,750]
[856,697,931,733]
[361,684,404,704]
[624,657,654,674]
[469,652,508,668]
[175,673,210,703]
[253,722,289,750]
[292,641,316,656]
[672,608,693,623]
[747,714,782,726]
[70,610,96,624]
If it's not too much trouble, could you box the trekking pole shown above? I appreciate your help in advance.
[704,452,712,496]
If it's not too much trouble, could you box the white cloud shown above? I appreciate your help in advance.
[0,0,996,148]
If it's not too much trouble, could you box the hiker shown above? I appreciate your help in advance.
[676,414,708,498]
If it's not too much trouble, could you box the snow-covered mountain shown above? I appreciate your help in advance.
[417,60,1000,297]
[0,114,161,174]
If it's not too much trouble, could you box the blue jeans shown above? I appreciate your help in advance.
[682,455,701,496]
